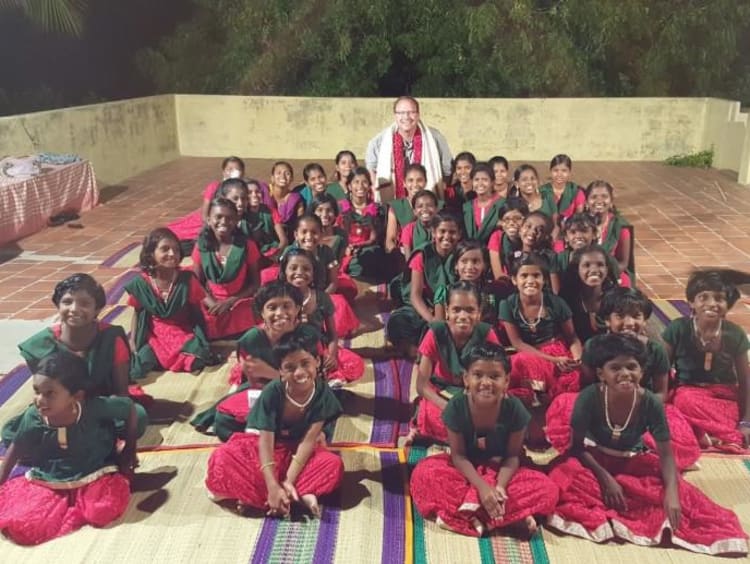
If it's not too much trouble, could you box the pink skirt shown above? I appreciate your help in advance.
[673,385,745,452]
[205,433,344,508]
[410,453,558,536]
[509,340,580,406]
[545,393,701,470]
[327,348,365,384]
[413,391,449,443]
[548,451,748,555]
[201,297,256,340]
[331,294,359,338]
[0,473,130,545]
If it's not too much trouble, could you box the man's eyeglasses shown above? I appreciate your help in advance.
[395,111,418,116]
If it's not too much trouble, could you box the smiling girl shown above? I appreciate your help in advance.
[463,163,506,245]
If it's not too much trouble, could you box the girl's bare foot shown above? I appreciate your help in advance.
[301,494,321,517]
[524,515,538,535]
[403,427,418,446]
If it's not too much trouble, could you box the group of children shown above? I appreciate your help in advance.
[0,152,748,557]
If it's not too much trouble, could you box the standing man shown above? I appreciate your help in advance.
[366,96,452,203]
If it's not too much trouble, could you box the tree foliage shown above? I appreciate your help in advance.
[129,0,750,104]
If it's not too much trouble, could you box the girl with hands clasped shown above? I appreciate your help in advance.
[547,333,748,555]
[205,335,344,519]
[0,352,136,545]
[410,343,558,537]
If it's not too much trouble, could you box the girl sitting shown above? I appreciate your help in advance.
[560,244,618,343]
[339,167,386,280]
[511,164,558,228]
[488,197,529,281]
[665,269,750,453]
[444,152,476,212]
[411,282,501,444]
[489,155,511,200]
[463,162,506,246]
[192,197,260,340]
[0,352,136,545]
[205,334,344,519]
[547,333,748,556]
[399,189,439,257]
[13,274,148,439]
[546,287,701,470]
[386,211,461,358]
[516,211,560,293]
[310,194,358,303]
[385,163,428,253]
[437,240,497,326]
[584,180,632,282]
[241,179,288,263]
[278,248,363,386]
[539,154,585,226]
[330,150,357,197]
[499,253,582,408]
[410,343,558,537]
[268,161,304,235]
[126,227,214,377]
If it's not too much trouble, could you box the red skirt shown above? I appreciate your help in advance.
[327,348,365,384]
[413,392,449,443]
[202,297,256,340]
[205,433,344,508]
[673,385,744,451]
[260,265,280,286]
[336,274,358,302]
[410,453,558,537]
[168,209,203,241]
[509,340,580,406]
[548,451,748,555]
[545,394,701,470]
[330,294,359,338]
[0,473,130,545]
[149,316,201,373]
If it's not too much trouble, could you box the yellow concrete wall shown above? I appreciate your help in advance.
[175,95,707,162]
[0,95,179,185]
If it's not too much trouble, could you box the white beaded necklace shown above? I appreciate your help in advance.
[604,385,637,441]
[518,293,544,334]
[285,381,315,409]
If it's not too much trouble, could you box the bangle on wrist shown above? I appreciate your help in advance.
[260,461,275,470]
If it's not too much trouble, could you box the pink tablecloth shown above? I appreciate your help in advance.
[0,160,98,246]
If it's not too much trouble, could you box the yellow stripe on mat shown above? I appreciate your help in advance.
[543,455,750,564]
[331,361,377,445]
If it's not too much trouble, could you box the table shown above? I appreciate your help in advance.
[0,159,99,246]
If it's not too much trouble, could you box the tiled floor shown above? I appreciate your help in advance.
[1,157,749,329]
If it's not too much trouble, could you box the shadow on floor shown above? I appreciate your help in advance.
[0,243,22,264]
[99,184,129,204]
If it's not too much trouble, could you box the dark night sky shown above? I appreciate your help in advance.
[0,0,192,114]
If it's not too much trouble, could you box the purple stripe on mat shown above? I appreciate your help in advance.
[101,305,126,324]
[372,360,396,444]
[105,271,139,305]
[669,299,691,317]
[101,241,139,267]
[397,359,414,436]
[250,517,279,564]
[0,364,32,406]
[379,451,406,564]
[311,499,341,563]
[651,301,672,329]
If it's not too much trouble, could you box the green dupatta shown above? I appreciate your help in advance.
[463,198,505,244]
[198,231,248,283]
[599,213,630,255]
[241,206,279,254]
[391,243,455,307]
[326,182,348,201]
[541,182,578,216]
[412,221,432,250]
[430,321,491,394]
[390,198,415,227]
[18,325,122,395]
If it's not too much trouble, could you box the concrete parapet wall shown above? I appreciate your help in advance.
[0,95,179,185]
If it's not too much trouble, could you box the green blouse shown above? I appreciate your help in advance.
[498,292,572,346]
[9,396,133,482]
[571,385,670,452]
[246,379,342,441]
[662,317,749,385]
[442,391,530,460]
